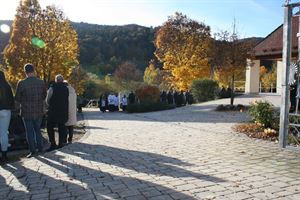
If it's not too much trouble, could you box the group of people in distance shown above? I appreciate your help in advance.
[0,63,77,162]
[99,93,128,112]
[97,90,193,113]
[161,90,193,106]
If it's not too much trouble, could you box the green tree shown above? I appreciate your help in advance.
[4,0,79,88]
[154,12,211,91]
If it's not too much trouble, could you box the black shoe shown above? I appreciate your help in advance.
[46,145,57,152]
[26,152,37,158]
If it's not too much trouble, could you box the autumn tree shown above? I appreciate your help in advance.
[68,66,87,95]
[212,25,253,105]
[143,59,163,85]
[114,61,142,90]
[154,12,211,91]
[4,0,79,89]
[260,65,277,92]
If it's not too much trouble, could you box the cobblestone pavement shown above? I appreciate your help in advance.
[1,95,300,200]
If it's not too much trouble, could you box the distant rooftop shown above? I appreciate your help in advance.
[252,14,299,60]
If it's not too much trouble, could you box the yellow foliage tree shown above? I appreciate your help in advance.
[68,66,87,95]
[4,0,82,92]
[260,65,277,92]
[154,12,211,91]
[143,59,162,85]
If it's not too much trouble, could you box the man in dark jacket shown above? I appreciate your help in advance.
[128,91,135,104]
[15,64,46,158]
[167,91,173,104]
[46,74,69,151]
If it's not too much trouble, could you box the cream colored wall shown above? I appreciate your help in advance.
[276,61,283,94]
[245,59,260,94]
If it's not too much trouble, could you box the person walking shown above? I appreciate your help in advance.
[46,74,69,151]
[64,81,77,144]
[0,71,14,162]
[15,64,46,158]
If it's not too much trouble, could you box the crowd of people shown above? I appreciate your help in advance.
[0,63,77,162]
[97,90,193,112]
[160,90,193,106]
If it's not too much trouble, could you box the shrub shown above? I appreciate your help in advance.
[127,102,175,113]
[135,84,160,103]
[191,79,218,102]
[248,100,275,128]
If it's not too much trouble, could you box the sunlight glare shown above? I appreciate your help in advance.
[0,24,10,33]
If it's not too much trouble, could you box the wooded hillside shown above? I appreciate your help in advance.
[0,20,155,76]
[0,20,261,77]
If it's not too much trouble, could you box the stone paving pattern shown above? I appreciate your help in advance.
[1,95,300,200]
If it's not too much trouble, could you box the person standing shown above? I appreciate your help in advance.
[64,81,77,144]
[46,74,69,151]
[121,95,128,111]
[107,93,115,112]
[128,91,135,104]
[167,90,174,105]
[173,91,179,106]
[113,94,119,111]
[0,71,14,162]
[99,94,107,112]
[15,64,46,158]
[160,91,167,103]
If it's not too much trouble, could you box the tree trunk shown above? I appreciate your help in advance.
[230,74,234,105]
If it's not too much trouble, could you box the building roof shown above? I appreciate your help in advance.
[253,14,299,60]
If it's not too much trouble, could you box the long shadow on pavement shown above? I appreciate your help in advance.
[36,154,197,199]
[0,141,225,200]
[63,142,226,183]
[3,162,98,200]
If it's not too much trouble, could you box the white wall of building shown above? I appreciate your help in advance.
[245,59,260,94]
[276,60,283,94]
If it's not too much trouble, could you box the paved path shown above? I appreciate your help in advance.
[1,95,300,200]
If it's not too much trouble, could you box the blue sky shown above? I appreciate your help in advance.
[0,0,295,37]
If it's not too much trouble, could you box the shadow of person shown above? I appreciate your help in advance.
[0,165,31,199]
[0,140,226,199]
[36,153,199,199]
[3,161,114,200]
[61,142,225,183]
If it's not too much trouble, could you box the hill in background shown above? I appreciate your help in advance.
[0,20,156,76]
[0,20,262,76]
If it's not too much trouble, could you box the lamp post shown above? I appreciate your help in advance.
[279,1,300,148]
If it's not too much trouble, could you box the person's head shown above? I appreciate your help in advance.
[24,63,35,77]
[0,70,7,84]
[63,80,69,86]
[55,74,64,83]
